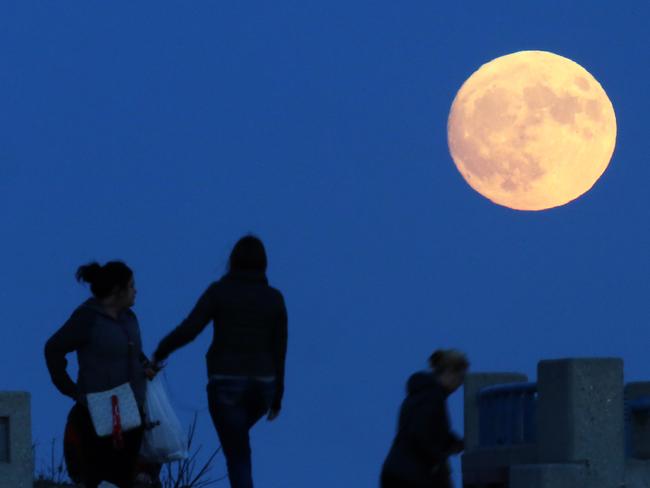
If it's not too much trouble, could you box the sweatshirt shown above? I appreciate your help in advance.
[382,371,460,486]
[154,270,288,410]
[44,298,149,408]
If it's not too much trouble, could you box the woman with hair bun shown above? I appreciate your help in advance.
[381,349,469,488]
[44,261,156,488]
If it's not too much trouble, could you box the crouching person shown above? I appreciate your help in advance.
[381,349,469,488]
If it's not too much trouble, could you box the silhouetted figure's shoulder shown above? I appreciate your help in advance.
[267,284,286,303]
[215,270,286,303]
[72,298,103,318]
[406,371,446,400]
[72,298,138,323]
[218,269,268,286]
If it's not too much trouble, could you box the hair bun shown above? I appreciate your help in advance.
[75,262,102,285]
[74,260,133,300]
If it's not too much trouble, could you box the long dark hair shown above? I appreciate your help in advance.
[228,235,267,273]
[76,261,133,299]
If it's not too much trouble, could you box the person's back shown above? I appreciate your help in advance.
[205,270,287,379]
[153,235,288,488]
[153,267,288,410]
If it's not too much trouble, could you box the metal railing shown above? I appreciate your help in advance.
[625,395,650,458]
[478,382,538,447]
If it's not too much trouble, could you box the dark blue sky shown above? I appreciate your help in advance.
[2,1,649,486]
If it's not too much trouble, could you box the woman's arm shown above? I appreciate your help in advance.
[44,308,92,400]
[154,284,218,362]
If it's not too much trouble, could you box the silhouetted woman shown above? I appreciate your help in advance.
[45,261,155,488]
[153,235,288,488]
[381,349,469,488]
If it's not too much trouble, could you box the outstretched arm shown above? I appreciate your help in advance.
[44,308,92,400]
[154,284,217,363]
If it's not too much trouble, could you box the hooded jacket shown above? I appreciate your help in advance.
[44,299,149,408]
[382,371,460,487]
[153,270,288,410]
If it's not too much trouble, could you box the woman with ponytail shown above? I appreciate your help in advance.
[381,349,469,488]
[45,261,155,488]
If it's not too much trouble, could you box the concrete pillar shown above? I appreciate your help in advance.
[463,372,528,452]
[537,358,624,488]
[0,392,33,488]
[510,463,587,488]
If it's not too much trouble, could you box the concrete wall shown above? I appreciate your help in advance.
[0,391,33,488]
[626,460,650,488]
[510,463,587,488]
[463,358,637,488]
[462,445,536,486]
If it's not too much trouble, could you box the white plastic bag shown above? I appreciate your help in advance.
[140,375,188,463]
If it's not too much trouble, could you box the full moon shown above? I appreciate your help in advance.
[447,50,616,210]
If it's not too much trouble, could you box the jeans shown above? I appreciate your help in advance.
[207,377,276,488]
